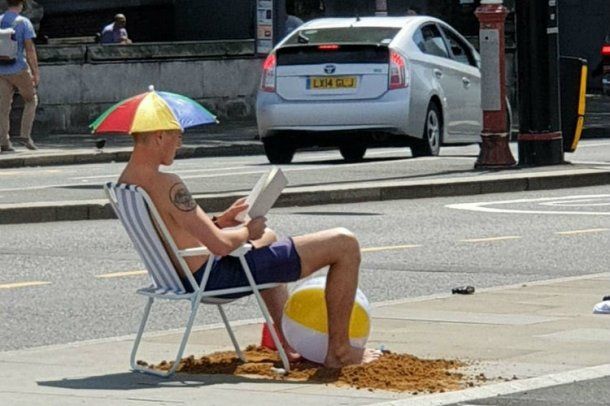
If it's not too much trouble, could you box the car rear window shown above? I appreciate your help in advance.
[276,44,389,66]
[284,27,400,46]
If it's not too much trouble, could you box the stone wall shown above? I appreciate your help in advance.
[10,40,264,135]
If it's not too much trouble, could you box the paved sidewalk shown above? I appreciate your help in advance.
[1,273,608,405]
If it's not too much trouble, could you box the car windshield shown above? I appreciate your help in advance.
[284,27,400,46]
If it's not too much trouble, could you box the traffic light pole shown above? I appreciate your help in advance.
[515,0,564,166]
[474,0,516,169]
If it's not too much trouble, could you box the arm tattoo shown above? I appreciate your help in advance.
[169,182,197,212]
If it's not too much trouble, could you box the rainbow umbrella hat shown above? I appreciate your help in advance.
[90,86,218,134]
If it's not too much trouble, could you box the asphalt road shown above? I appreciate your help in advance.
[2,140,610,205]
[2,185,610,352]
[447,376,610,406]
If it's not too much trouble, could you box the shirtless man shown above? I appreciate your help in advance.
[118,129,381,368]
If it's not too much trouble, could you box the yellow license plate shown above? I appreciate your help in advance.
[308,76,357,89]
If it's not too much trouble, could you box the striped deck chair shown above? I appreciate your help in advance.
[104,182,290,377]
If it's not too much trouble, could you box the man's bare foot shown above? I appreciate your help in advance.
[282,343,302,362]
[324,346,382,368]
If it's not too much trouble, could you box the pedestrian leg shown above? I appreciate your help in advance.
[0,77,15,149]
[12,69,38,150]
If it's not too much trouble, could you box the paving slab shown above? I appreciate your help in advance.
[1,273,609,405]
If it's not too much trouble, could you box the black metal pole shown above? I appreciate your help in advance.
[273,0,287,45]
[516,0,564,166]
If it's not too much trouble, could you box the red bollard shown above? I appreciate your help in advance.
[474,0,516,169]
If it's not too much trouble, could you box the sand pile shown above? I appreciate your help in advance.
[143,346,475,393]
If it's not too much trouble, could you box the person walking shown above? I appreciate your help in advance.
[100,14,132,45]
[0,0,38,152]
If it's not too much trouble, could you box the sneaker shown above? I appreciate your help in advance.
[14,138,38,150]
[0,144,15,152]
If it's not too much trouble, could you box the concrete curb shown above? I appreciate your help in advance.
[0,142,264,169]
[2,168,610,225]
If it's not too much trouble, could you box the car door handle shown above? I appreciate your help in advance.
[462,77,471,86]
[433,69,443,78]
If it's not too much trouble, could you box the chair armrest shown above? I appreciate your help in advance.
[228,244,253,257]
[179,247,211,257]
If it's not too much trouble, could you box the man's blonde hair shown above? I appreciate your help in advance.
[133,130,181,145]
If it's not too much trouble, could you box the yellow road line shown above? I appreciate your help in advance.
[0,171,25,176]
[361,244,421,253]
[0,281,51,289]
[555,228,608,236]
[95,270,147,279]
[461,236,521,243]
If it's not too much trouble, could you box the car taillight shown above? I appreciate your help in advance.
[602,45,610,56]
[389,50,408,90]
[261,53,277,92]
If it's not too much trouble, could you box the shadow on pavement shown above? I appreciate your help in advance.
[37,371,303,391]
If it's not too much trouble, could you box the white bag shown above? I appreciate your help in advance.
[0,15,22,64]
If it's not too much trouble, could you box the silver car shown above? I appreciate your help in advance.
[256,16,484,164]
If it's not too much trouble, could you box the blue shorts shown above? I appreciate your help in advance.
[182,237,302,299]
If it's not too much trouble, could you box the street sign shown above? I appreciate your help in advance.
[256,0,274,54]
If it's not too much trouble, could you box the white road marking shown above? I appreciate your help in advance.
[461,236,521,243]
[0,281,51,289]
[555,228,608,236]
[447,194,610,216]
[539,197,610,207]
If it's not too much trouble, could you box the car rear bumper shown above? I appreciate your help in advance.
[256,90,410,138]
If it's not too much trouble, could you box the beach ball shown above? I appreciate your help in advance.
[281,276,371,364]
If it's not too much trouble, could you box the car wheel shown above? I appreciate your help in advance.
[263,137,295,164]
[411,102,442,157]
[339,145,366,162]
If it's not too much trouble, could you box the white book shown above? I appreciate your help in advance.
[236,167,288,222]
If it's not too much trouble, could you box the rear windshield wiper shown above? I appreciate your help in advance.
[297,32,310,44]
